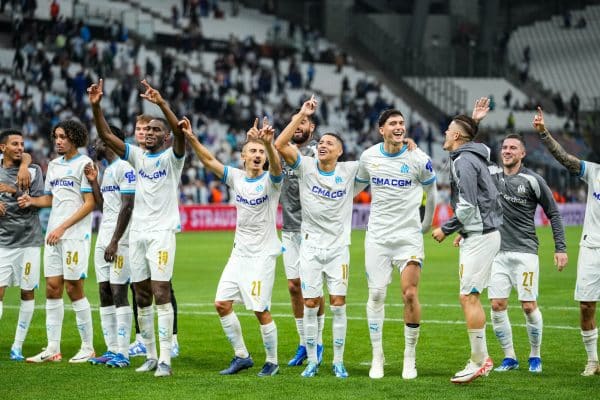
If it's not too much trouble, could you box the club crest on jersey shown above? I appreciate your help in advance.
[124,171,136,183]
[401,164,409,173]
[335,176,343,184]
[517,184,526,194]
[155,160,160,167]
[255,184,264,192]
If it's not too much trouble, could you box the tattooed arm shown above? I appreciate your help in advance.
[532,107,581,175]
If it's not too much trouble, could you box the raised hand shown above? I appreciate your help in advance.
[471,97,490,123]
[533,107,546,133]
[16,169,31,191]
[247,117,260,139]
[177,116,194,139]
[139,79,165,105]
[87,79,104,105]
[259,116,275,143]
[84,162,98,182]
[299,94,318,117]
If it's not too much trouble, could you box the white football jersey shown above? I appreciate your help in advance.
[44,153,93,240]
[357,144,436,246]
[223,167,282,256]
[579,160,600,248]
[123,144,185,232]
[97,158,136,242]
[292,154,360,249]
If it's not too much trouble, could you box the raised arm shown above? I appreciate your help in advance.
[140,80,185,157]
[84,162,103,209]
[471,97,490,125]
[104,193,134,263]
[178,116,225,179]
[258,116,282,177]
[274,95,317,166]
[533,107,581,175]
[88,79,126,157]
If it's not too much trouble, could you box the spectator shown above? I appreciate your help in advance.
[576,16,587,29]
[503,89,512,109]
[50,0,59,21]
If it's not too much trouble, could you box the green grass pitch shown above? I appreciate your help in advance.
[1,226,598,399]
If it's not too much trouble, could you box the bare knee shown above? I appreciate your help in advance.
[491,299,508,312]
[580,302,596,319]
[20,289,35,301]
[98,281,114,307]
[288,279,302,297]
[521,301,537,315]
[304,298,320,308]
[402,285,418,305]
[215,300,233,316]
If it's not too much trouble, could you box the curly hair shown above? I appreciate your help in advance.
[52,120,88,148]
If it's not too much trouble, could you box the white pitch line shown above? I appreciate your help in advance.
[1,305,578,330]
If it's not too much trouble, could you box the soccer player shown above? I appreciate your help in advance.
[0,130,44,361]
[431,112,502,384]
[19,120,96,364]
[533,107,600,376]
[471,99,568,373]
[89,79,185,377]
[279,108,326,367]
[356,109,437,379]
[274,95,362,378]
[84,124,136,368]
[181,116,283,377]
[128,113,181,359]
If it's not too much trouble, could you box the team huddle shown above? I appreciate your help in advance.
[0,81,599,383]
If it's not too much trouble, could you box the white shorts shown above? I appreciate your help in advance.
[94,239,131,285]
[574,246,600,302]
[488,251,539,301]
[129,230,177,283]
[300,244,349,298]
[215,251,277,312]
[282,231,302,280]
[364,235,423,289]
[458,231,500,295]
[0,247,41,290]
[44,239,91,280]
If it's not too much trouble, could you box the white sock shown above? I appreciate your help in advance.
[135,333,143,342]
[404,325,420,359]
[525,308,543,358]
[157,303,173,365]
[303,306,319,363]
[116,306,133,357]
[317,313,325,346]
[366,289,386,357]
[46,298,64,352]
[0,300,3,319]
[220,312,249,358]
[138,306,157,359]
[295,318,305,346]
[491,309,516,359]
[13,299,35,350]
[72,298,94,349]
[331,305,347,364]
[172,333,178,346]
[99,305,117,353]
[581,328,598,362]
[260,321,278,364]
[468,327,488,364]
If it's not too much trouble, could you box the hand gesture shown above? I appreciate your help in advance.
[46,226,66,246]
[0,201,6,217]
[471,97,490,123]
[17,193,32,208]
[403,137,417,151]
[554,252,568,272]
[259,116,275,144]
[246,118,260,139]
[16,169,31,191]
[299,94,318,117]
[453,234,462,247]
[0,182,16,195]
[87,79,104,105]
[533,107,546,133]
[177,116,195,141]
[431,227,446,243]
[104,240,118,263]
[84,162,98,182]
[139,79,165,105]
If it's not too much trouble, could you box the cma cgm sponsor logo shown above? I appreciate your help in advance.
[312,185,347,199]
[138,169,166,180]
[124,171,136,183]
[503,193,527,205]
[101,185,120,193]
[50,179,74,187]
[236,194,268,206]
[371,177,412,187]
[593,192,600,201]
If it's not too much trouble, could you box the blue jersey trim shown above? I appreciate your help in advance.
[244,172,266,182]
[316,160,335,176]
[120,190,136,194]
[122,143,130,161]
[145,148,167,158]
[379,143,407,158]
[81,188,93,193]
[355,176,369,183]
[221,166,229,184]
[578,160,586,178]
[420,176,437,185]
[270,173,283,183]
[289,152,302,169]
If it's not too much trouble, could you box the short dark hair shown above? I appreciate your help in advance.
[503,133,526,149]
[378,109,404,127]
[150,117,170,133]
[452,115,478,140]
[52,120,88,147]
[319,132,344,149]
[0,129,23,144]
[109,124,125,141]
